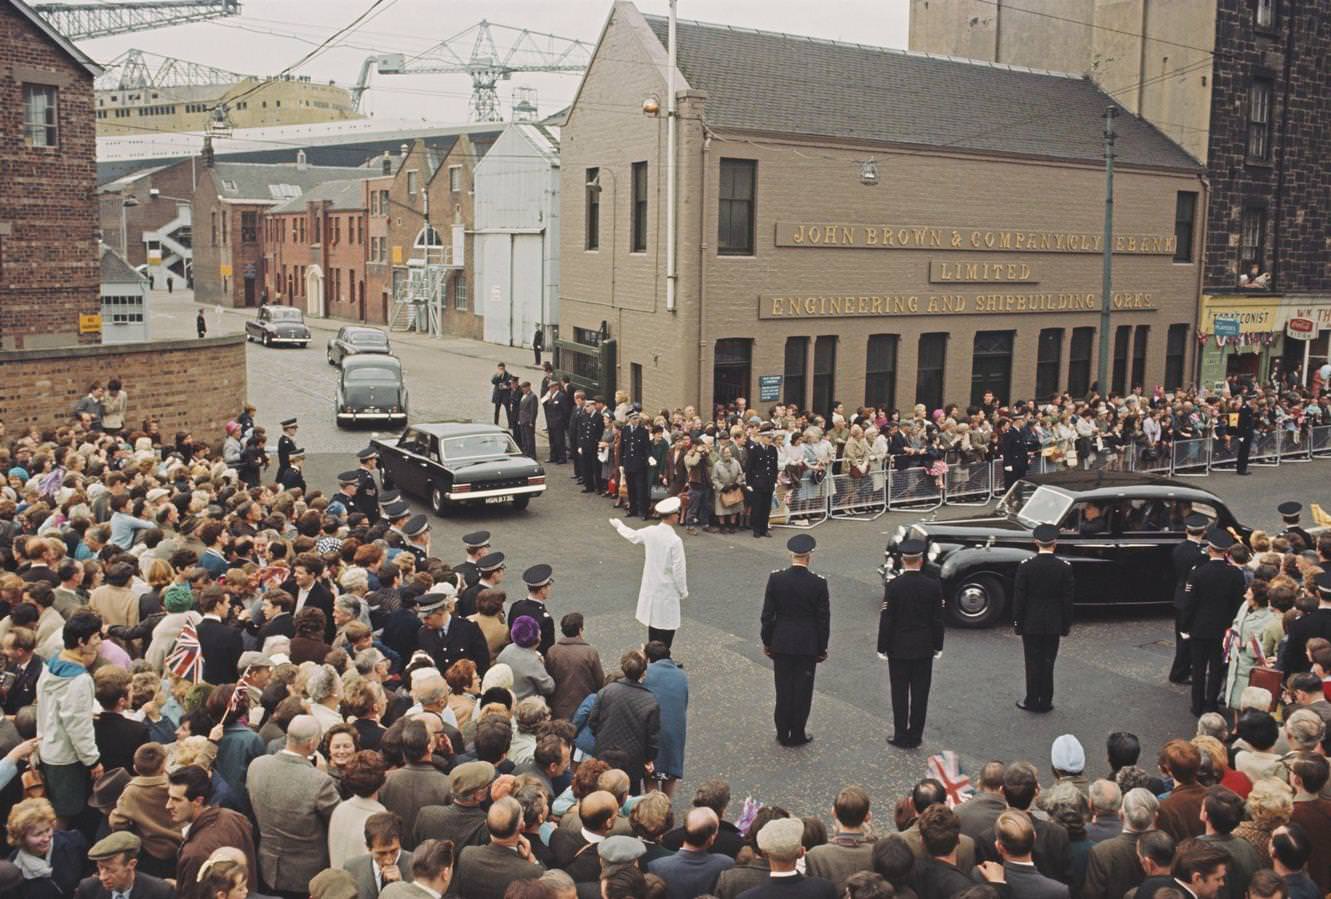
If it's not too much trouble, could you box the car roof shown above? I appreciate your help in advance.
[346,327,386,338]
[1026,470,1224,503]
[342,353,401,370]
[409,422,510,439]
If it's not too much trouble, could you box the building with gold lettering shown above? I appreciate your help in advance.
[557,2,1205,414]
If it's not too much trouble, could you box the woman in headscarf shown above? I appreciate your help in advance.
[710,444,745,534]
[495,616,555,702]
[146,582,200,670]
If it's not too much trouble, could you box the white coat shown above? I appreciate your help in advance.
[610,518,688,630]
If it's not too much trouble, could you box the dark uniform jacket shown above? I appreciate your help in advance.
[1171,539,1206,610]
[877,570,944,659]
[1012,553,1074,636]
[1181,559,1246,640]
[455,560,480,590]
[744,443,779,491]
[197,616,244,685]
[354,468,381,523]
[1000,429,1029,473]
[509,597,556,655]
[457,578,498,619]
[277,434,297,472]
[417,615,491,676]
[760,566,830,656]
[577,408,605,450]
[1281,607,1331,674]
[1237,405,1255,439]
[277,467,306,494]
[621,425,652,473]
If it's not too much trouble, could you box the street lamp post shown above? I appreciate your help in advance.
[1096,105,1117,395]
[120,195,140,259]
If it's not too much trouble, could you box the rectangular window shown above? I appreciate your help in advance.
[379,190,390,215]
[454,274,468,311]
[631,161,648,253]
[1068,327,1094,396]
[23,85,58,147]
[864,334,898,410]
[1130,326,1149,391]
[240,212,257,243]
[1165,324,1189,390]
[585,167,600,251]
[1241,205,1267,272]
[407,170,418,197]
[812,336,837,419]
[449,166,462,192]
[784,337,808,408]
[713,338,752,411]
[1173,192,1197,263]
[332,217,340,245]
[1035,328,1064,400]
[1112,324,1132,394]
[1248,78,1272,161]
[1255,0,1275,29]
[631,363,643,406]
[971,331,1015,407]
[211,211,218,246]
[717,159,756,256]
[916,333,948,411]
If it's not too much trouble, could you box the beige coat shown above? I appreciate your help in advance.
[109,774,183,861]
[89,584,139,628]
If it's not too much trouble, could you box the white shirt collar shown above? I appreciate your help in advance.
[581,828,606,844]
[415,885,443,899]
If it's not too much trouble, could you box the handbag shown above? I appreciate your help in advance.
[650,484,668,503]
[849,464,866,478]
[21,761,44,799]
[720,485,744,509]
[1247,667,1282,710]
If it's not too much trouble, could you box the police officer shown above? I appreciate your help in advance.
[353,446,381,523]
[457,551,505,619]
[1277,501,1313,550]
[511,564,557,655]
[382,500,411,549]
[1013,523,1074,713]
[577,398,606,493]
[877,538,944,749]
[1000,415,1030,488]
[416,583,491,675]
[402,513,431,568]
[1181,527,1247,716]
[1168,514,1209,684]
[1236,396,1255,475]
[455,531,491,589]
[621,411,653,520]
[277,417,299,473]
[276,446,307,494]
[327,471,360,519]
[745,424,780,538]
[760,534,830,747]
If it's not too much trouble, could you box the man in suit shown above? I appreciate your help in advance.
[745,424,779,538]
[516,381,539,459]
[196,585,243,686]
[993,810,1069,899]
[736,817,836,899]
[74,832,173,899]
[577,397,606,493]
[1,627,42,714]
[345,812,415,899]
[648,807,735,899]
[1182,529,1247,715]
[283,553,335,635]
[760,534,830,747]
[620,411,653,519]
[1130,831,1178,899]
[1172,842,1232,899]
[415,587,490,676]
[1280,572,1331,675]
[974,763,1071,883]
[412,760,494,852]
[1168,515,1209,684]
[355,447,382,524]
[804,786,877,892]
[1235,397,1255,475]
[1199,787,1261,899]
[510,565,557,656]
[912,804,988,899]
[567,389,587,481]
[899,780,978,871]
[167,764,257,899]
[877,538,944,749]
[956,762,1009,843]
[453,796,544,899]
[246,714,341,897]
[1082,788,1160,899]
[382,839,455,899]
[1013,524,1074,713]
[541,381,569,464]
[381,721,457,850]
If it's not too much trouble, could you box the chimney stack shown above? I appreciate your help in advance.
[296,149,307,170]
[201,135,215,168]
[381,150,392,175]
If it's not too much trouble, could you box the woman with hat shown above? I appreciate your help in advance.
[496,616,555,702]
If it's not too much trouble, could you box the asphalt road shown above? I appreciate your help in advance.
[154,292,1331,816]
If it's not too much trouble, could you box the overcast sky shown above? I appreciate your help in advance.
[78,0,910,124]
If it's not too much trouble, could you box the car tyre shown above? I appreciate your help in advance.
[327,349,336,366]
[431,484,448,515]
[262,333,270,347]
[512,495,530,511]
[947,573,1006,628]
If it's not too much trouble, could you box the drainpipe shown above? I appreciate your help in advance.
[1194,173,1211,387]
[1270,9,1294,292]
[697,127,709,411]
[665,0,677,313]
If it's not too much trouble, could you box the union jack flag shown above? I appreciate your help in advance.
[927,750,974,808]
[165,622,203,683]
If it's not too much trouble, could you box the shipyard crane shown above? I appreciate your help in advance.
[30,0,240,41]
[351,20,592,121]
[96,48,249,91]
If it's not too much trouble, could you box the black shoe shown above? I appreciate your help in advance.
[1016,700,1038,712]
[785,733,813,746]
[1168,676,1192,685]
[887,736,908,748]
[753,533,763,538]
[1236,471,1251,476]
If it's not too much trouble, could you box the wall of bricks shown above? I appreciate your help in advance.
[0,335,247,438]
[96,158,198,267]
[0,6,101,350]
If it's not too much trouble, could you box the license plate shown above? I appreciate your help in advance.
[484,495,512,505]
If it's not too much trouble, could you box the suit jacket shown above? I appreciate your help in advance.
[761,566,831,657]
[381,883,439,899]
[744,443,779,491]
[1171,540,1206,610]
[1012,554,1074,637]
[805,837,876,892]
[1002,861,1068,899]
[1290,799,1331,894]
[1081,830,1153,899]
[518,392,539,428]
[380,763,453,849]
[621,425,652,473]
[911,856,974,899]
[1181,560,1246,640]
[74,872,173,899]
[175,805,257,899]
[3,654,41,714]
[1156,783,1206,842]
[417,615,491,676]
[1280,608,1331,674]
[546,636,605,721]
[976,817,1070,884]
[878,570,945,659]
[413,802,488,853]
[282,577,336,640]
[197,617,243,685]
[737,873,838,899]
[345,849,415,899]
[455,842,544,899]
[246,750,341,891]
[93,710,148,774]
[955,793,1007,843]
[901,827,976,872]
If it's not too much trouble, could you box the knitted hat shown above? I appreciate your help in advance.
[163,583,195,613]
[510,615,540,648]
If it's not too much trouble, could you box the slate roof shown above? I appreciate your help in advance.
[99,244,144,285]
[642,13,1199,170]
[268,177,370,214]
[8,0,103,77]
[210,161,373,203]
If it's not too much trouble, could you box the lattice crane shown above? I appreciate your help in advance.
[351,20,592,121]
[30,0,241,41]
[95,48,248,90]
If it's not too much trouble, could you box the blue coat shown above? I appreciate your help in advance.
[643,659,688,778]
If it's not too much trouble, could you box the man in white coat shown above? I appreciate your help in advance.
[610,496,688,648]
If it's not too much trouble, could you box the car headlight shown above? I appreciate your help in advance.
[892,525,907,544]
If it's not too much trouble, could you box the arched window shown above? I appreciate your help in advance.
[413,226,443,249]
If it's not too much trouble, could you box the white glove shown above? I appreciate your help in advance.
[934,651,943,660]
[876,652,889,661]
[1180,632,1191,640]
[648,458,657,466]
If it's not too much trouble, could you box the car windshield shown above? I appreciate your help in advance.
[1011,485,1075,527]
[442,433,521,461]
[350,332,386,345]
[344,367,398,383]
[268,307,302,321]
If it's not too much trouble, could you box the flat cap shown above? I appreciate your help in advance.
[402,513,430,538]
[382,500,410,519]
[337,470,361,486]
[1278,501,1302,517]
[477,551,506,572]
[450,760,496,794]
[598,835,646,863]
[87,831,141,860]
[281,417,298,427]
[1206,527,1235,550]
[759,422,774,433]
[463,530,492,549]
[655,496,681,516]
[308,869,358,899]
[145,487,170,503]
[523,564,553,588]
[1184,514,1210,531]
[898,538,927,557]
[1051,734,1086,773]
[787,534,816,554]
[238,650,272,670]
[756,818,805,858]
[1032,524,1059,544]
[356,446,379,461]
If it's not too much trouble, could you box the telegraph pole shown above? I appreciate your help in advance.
[1096,105,1117,395]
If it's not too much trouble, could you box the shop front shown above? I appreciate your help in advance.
[1198,294,1331,388]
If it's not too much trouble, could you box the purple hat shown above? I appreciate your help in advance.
[510,615,540,648]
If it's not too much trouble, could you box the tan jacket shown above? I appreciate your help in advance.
[109,774,183,860]
[89,584,139,628]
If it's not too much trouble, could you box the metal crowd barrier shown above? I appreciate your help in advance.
[1210,436,1239,470]
[1171,438,1211,477]
[1280,429,1312,463]
[772,473,830,529]
[829,470,888,520]
[1127,442,1172,475]
[1313,425,1331,459]
[1250,430,1281,467]
[887,466,944,512]
[945,460,994,505]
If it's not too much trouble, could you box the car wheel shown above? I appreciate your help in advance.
[432,484,448,515]
[327,350,335,366]
[947,573,1007,628]
[512,495,530,511]
[262,333,270,347]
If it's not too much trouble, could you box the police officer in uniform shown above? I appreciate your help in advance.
[455,531,491,589]
[577,398,606,493]
[511,564,557,655]
[877,538,944,749]
[1278,501,1313,550]
[761,534,830,747]
[1181,527,1247,716]
[402,513,432,568]
[353,446,381,523]
[327,471,360,519]
[1013,524,1074,713]
[277,417,299,474]
[1168,514,1209,684]
[457,552,505,619]
[745,424,780,538]
[381,500,411,555]
[416,583,491,675]
[1000,415,1030,488]
[620,411,653,520]
[276,446,307,494]
[1235,397,1255,475]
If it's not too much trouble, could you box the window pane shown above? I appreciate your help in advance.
[812,336,837,419]
[631,162,648,252]
[1112,324,1132,394]
[24,86,58,148]
[713,338,751,410]
[1035,328,1063,400]
[784,337,807,407]
[971,331,1014,407]
[718,159,756,256]
[1165,324,1188,390]
[585,167,600,250]
[865,334,898,409]
[1068,327,1094,397]
[1131,325,1149,391]
[916,333,947,410]
[1173,192,1196,263]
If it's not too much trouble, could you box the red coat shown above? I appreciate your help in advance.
[175,806,257,899]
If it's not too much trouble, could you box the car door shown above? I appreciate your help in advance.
[330,328,344,365]
[1113,497,1182,606]
[391,429,429,498]
[425,435,450,497]
[1056,500,1126,606]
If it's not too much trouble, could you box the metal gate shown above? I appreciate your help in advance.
[1312,425,1331,458]
[1250,430,1281,467]
[829,470,887,520]
[1171,438,1211,476]
[945,461,994,505]
[772,473,829,529]
[1280,428,1312,462]
[887,466,943,511]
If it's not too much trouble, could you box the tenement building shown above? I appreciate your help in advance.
[559,2,1205,415]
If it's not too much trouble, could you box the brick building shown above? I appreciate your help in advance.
[1,0,102,349]
[96,158,198,287]
[265,177,372,321]
[559,2,1204,414]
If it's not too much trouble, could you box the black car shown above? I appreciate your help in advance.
[880,471,1250,628]
[326,326,391,367]
[245,305,311,347]
[336,354,408,428]
[374,422,545,513]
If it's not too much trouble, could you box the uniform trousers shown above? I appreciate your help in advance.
[1021,634,1060,709]
[750,488,773,535]
[772,653,817,742]
[1190,636,1225,715]
[1169,612,1192,682]
[579,444,600,491]
[647,626,675,648]
[625,467,649,517]
[888,657,933,741]
[1236,437,1251,474]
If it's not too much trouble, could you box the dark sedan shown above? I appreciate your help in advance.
[244,305,311,347]
[326,326,391,367]
[880,471,1249,628]
[374,422,545,513]
[336,355,408,427]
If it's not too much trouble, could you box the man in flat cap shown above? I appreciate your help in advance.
[511,565,557,655]
[1278,501,1313,551]
[354,447,382,524]
[276,417,299,476]
[416,584,490,676]
[1013,524,1074,713]
[876,538,944,749]
[455,532,491,590]
[457,552,506,619]
[1280,571,1331,675]
[611,497,689,648]
[744,424,780,538]
[1168,514,1210,685]
[76,832,173,899]
[743,818,836,899]
[1182,528,1247,715]
[761,534,830,747]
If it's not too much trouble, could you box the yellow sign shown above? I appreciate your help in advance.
[219,263,233,277]
[391,245,403,264]
[758,291,1157,319]
[1200,296,1277,334]
[774,221,1177,256]
[147,251,162,264]
[79,314,102,333]
[929,260,1037,284]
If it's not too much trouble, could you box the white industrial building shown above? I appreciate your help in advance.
[99,244,150,343]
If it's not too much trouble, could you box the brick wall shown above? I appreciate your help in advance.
[96,158,197,267]
[0,335,247,438]
[0,6,101,350]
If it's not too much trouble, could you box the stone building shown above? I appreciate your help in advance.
[96,158,197,286]
[558,2,1204,415]
[265,177,373,322]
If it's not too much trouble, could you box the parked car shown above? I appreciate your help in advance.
[373,422,545,513]
[245,305,311,347]
[336,355,408,427]
[327,326,391,367]
[879,470,1250,628]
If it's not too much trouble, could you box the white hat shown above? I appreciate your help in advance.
[426,580,458,597]
[655,496,681,516]
[1051,734,1086,773]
